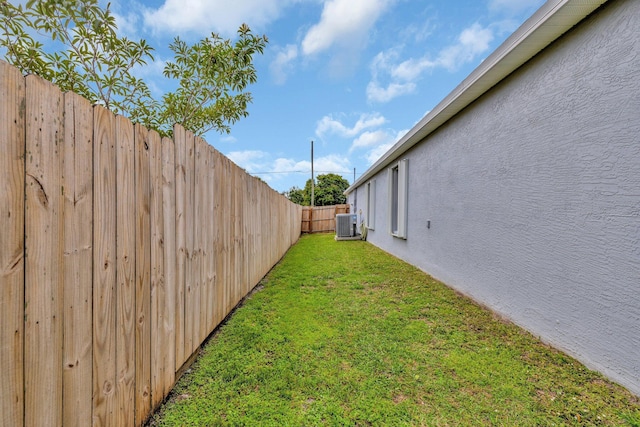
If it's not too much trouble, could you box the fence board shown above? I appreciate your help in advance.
[62,92,94,427]
[197,140,210,341]
[213,150,224,327]
[193,137,203,347]
[0,60,25,427]
[150,129,165,409]
[134,124,152,425]
[115,114,136,426]
[174,125,186,370]
[184,131,195,358]
[92,105,117,427]
[206,148,216,333]
[161,136,177,395]
[24,75,64,427]
[228,160,236,311]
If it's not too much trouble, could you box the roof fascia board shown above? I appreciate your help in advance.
[346,0,607,194]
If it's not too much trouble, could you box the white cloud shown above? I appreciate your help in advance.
[269,44,298,85]
[226,150,350,184]
[301,0,392,56]
[348,128,408,164]
[367,23,494,103]
[220,135,238,143]
[316,113,387,139]
[112,9,142,39]
[144,0,291,36]
[350,129,391,150]
[304,154,351,174]
[226,150,270,172]
[366,81,416,104]
[436,23,493,71]
[391,57,436,81]
[366,141,396,164]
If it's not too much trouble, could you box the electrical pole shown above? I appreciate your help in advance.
[311,140,315,207]
[353,167,356,183]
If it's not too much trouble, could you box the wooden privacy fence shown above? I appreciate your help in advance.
[301,204,350,233]
[0,60,302,427]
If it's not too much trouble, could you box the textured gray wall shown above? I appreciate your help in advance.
[351,0,640,395]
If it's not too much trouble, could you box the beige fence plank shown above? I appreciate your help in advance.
[161,136,177,393]
[213,150,224,327]
[192,138,203,347]
[206,148,216,333]
[205,144,213,338]
[115,115,136,426]
[184,131,195,356]
[62,92,94,427]
[0,60,25,427]
[92,105,117,427]
[135,124,152,425]
[174,125,186,370]
[24,75,64,427]
[198,139,210,343]
[149,129,165,409]
[197,141,208,340]
[225,157,233,313]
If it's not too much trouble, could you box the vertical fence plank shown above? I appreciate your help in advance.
[184,131,195,356]
[161,136,176,394]
[134,124,152,425]
[92,105,117,427]
[206,148,216,333]
[0,60,25,427]
[234,165,242,305]
[150,129,165,409]
[197,141,207,340]
[224,157,232,313]
[24,75,64,427]
[213,150,223,327]
[62,92,94,427]
[115,115,136,426]
[174,125,186,370]
[192,138,202,347]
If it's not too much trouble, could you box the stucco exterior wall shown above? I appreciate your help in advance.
[349,0,640,395]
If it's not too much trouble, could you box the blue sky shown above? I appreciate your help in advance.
[101,0,542,192]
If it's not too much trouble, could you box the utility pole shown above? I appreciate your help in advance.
[353,167,356,183]
[311,140,315,207]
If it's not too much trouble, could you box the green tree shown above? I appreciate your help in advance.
[314,173,349,206]
[283,186,306,205]
[162,24,266,136]
[0,0,267,137]
[285,173,350,206]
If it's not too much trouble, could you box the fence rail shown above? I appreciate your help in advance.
[0,60,302,427]
[301,204,350,233]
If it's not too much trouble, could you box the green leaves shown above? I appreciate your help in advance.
[285,173,350,206]
[160,26,268,136]
[0,1,267,138]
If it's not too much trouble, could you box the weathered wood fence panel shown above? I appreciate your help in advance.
[0,60,25,427]
[115,114,136,427]
[63,91,94,427]
[301,204,350,233]
[24,74,65,427]
[0,61,302,427]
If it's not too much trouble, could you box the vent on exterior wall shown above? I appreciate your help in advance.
[336,214,357,238]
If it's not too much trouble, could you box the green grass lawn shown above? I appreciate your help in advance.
[149,233,640,426]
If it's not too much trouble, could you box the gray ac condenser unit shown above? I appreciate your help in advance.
[336,213,357,238]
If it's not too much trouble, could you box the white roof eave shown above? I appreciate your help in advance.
[345,0,607,195]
